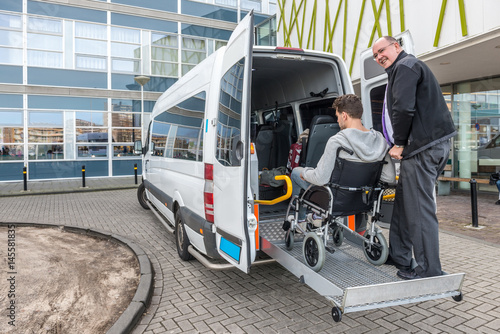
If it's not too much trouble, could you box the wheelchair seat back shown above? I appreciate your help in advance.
[328,157,385,217]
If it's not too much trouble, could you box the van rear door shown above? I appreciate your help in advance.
[212,12,255,273]
[360,31,415,131]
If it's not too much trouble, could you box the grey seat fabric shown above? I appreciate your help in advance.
[270,120,292,168]
[256,125,274,170]
[303,115,340,168]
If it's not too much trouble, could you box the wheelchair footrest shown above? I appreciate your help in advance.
[325,246,336,254]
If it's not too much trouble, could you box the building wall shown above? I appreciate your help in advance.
[0,0,274,181]
[277,0,500,192]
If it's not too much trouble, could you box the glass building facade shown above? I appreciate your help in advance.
[0,0,275,181]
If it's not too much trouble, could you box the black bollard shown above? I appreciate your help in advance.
[470,179,478,228]
[23,166,27,191]
[134,163,138,184]
[82,165,86,188]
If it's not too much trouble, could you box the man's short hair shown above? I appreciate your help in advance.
[332,94,363,119]
[382,36,398,45]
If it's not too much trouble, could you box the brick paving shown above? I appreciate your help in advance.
[0,180,499,333]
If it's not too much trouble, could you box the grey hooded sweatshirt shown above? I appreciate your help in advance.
[301,128,395,186]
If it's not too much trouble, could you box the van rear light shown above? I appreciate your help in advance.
[204,163,214,223]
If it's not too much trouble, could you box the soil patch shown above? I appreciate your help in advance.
[0,226,140,333]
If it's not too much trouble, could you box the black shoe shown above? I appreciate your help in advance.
[397,269,422,280]
[495,200,500,205]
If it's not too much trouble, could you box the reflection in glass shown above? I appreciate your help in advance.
[0,145,23,160]
[112,113,140,127]
[0,127,23,143]
[76,128,108,142]
[152,47,177,62]
[76,39,107,56]
[77,145,107,158]
[111,26,140,43]
[111,42,141,58]
[152,33,177,47]
[29,112,63,126]
[75,21,107,39]
[76,112,107,126]
[113,145,139,157]
[112,129,141,142]
[0,111,23,126]
[0,30,23,47]
[216,58,244,166]
[152,62,177,77]
[28,128,64,143]
[112,59,140,73]
[76,55,107,70]
[28,144,63,160]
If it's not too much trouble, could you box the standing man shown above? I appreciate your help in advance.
[372,36,456,279]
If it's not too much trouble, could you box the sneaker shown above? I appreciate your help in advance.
[495,200,500,205]
[307,213,323,228]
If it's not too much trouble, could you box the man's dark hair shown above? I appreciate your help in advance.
[332,94,363,119]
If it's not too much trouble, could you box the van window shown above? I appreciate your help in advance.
[151,91,206,160]
[216,58,244,167]
[299,98,336,129]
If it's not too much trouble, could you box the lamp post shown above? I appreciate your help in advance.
[134,75,150,150]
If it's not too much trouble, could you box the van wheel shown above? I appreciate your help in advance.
[137,183,150,210]
[175,211,193,261]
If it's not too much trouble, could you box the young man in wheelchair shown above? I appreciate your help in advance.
[290,94,395,227]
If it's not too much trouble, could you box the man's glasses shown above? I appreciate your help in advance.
[373,42,395,60]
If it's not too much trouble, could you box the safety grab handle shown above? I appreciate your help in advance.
[255,175,292,205]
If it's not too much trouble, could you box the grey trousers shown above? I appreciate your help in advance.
[389,140,450,277]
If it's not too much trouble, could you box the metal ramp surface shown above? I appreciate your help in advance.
[259,221,465,319]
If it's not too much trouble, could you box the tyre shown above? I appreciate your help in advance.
[363,231,388,266]
[302,232,325,272]
[137,183,150,210]
[332,225,344,247]
[175,211,193,261]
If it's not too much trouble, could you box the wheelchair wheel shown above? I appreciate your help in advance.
[302,232,325,272]
[363,231,388,266]
[332,225,343,247]
[285,230,294,250]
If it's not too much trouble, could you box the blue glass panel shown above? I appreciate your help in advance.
[111,13,177,33]
[112,0,177,12]
[182,0,237,23]
[0,162,24,181]
[0,65,22,84]
[28,1,106,23]
[112,159,142,176]
[112,74,177,93]
[0,0,22,12]
[28,160,108,179]
[0,94,23,108]
[28,68,107,89]
[181,24,231,40]
[241,12,271,25]
[28,96,107,111]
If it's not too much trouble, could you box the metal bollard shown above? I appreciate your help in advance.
[470,179,478,228]
[23,166,27,191]
[134,163,138,184]
[82,165,86,188]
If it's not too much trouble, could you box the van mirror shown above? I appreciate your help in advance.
[134,140,143,155]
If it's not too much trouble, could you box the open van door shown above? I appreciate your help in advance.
[212,12,255,273]
[360,31,414,131]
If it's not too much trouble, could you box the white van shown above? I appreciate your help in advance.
[136,13,464,320]
[136,12,355,273]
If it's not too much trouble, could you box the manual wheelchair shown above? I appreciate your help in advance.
[282,147,391,272]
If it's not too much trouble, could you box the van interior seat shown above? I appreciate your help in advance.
[302,114,340,168]
[255,125,274,170]
[270,120,293,168]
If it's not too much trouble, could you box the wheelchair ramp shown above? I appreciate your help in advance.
[259,222,464,317]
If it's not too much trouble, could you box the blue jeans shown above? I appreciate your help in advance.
[496,179,500,193]
[291,167,312,220]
